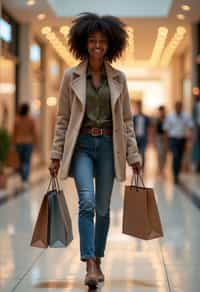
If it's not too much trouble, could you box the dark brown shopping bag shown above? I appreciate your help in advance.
[30,192,49,248]
[48,178,73,248]
[122,175,163,240]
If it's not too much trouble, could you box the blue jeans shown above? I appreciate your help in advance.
[169,138,186,179]
[136,136,147,165]
[71,134,115,260]
[16,144,33,182]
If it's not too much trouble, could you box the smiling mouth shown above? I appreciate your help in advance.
[93,49,103,53]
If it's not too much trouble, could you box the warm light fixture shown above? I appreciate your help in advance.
[150,26,168,66]
[46,32,56,41]
[181,4,191,11]
[26,0,35,5]
[176,14,185,20]
[160,26,186,66]
[37,14,46,20]
[46,97,57,107]
[60,26,70,37]
[41,26,51,34]
[176,26,186,34]
[43,28,77,65]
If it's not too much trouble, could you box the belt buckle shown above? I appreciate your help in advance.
[91,128,103,136]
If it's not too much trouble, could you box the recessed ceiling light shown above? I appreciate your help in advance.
[26,0,35,5]
[60,26,70,34]
[158,26,168,36]
[47,97,57,107]
[176,14,185,20]
[41,26,51,34]
[176,26,186,34]
[181,4,191,11]
[37,14,46,20]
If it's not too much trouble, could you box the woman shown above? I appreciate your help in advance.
[13,103,37,187]
[49,13,141,288]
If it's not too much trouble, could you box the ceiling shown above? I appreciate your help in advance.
[48,0,173,18]
[1,0,200,68]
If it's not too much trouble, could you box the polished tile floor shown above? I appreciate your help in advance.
[0,148,200,291]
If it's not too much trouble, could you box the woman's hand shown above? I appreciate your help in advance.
[131,161,142,175]
[49,159,60,177]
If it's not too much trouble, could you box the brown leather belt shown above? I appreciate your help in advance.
[80,127,113,136]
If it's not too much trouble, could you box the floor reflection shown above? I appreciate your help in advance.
[34,278,159,289]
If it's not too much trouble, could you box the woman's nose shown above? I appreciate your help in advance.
[95,41,100,48]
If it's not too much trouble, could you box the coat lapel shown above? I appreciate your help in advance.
[71,61,87,107]
[105,62,123,110]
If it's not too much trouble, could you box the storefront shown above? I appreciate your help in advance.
[30,42,62,164]
[0,9,18,133]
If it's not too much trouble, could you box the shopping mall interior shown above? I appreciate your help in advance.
[0,0,200,291]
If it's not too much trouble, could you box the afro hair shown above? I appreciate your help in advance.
[68,12,128,62]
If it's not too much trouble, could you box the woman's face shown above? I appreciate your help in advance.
[87,31,108,60]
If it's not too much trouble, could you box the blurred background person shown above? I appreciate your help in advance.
[133,100,151,166]
[192,95,200,173]
[154,105,167,176]
[13,103,37,188]
[163,101,193,184]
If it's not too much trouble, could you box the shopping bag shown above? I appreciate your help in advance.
[122,175,163,240]
[30,178,73,248]
[6,146,20,169]
[30,192,49,248]
[48,178,73,248]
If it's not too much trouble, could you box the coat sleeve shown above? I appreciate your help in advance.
[51,70,71,160]
[121,73,142,166]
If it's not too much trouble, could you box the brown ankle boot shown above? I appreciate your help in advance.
[84,258,98,287]
[96,257,104,282]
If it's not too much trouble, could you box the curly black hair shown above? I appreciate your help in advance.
[68,12,128,62]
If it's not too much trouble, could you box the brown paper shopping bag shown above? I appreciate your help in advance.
[30,193,49,248]
[122,175,163,240]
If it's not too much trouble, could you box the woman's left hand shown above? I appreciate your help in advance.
[131,162,142,175]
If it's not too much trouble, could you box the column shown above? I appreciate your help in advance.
[191,22,200,92]
[40,45,51,164]
[18,23,32,104]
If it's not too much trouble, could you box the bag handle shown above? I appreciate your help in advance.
[47,177,61,192]
[131,174,145,187]
[54,177,61,192]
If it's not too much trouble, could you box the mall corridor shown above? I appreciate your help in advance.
[1,0,200,291]
[0,149,200,292]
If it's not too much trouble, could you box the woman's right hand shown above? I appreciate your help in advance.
[49,159,60,177]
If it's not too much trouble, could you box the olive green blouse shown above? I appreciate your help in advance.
[82,66,112,128]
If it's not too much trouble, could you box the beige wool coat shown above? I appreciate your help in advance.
[51,60,141,181]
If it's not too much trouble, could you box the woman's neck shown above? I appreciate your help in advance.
[88,58,104,72]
